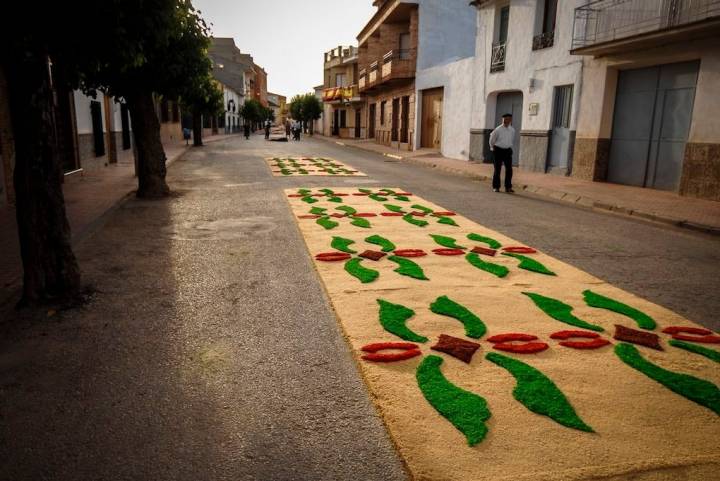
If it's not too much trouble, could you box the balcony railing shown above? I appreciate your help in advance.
[381,49,416,80]
[532,30,555,50]
[359,75,366,90]
[369,61,379,84]
[322,85,360,103]
[572,0,720,50]
[490,42,506,73]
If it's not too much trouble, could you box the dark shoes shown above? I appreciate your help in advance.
[506,188,515,193]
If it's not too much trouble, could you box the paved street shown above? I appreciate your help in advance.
[1,134,719,480]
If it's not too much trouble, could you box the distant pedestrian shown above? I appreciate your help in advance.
[264,120,271,140]
[243,123,250,140]
[489,113,516,193]
[285,120,291,139]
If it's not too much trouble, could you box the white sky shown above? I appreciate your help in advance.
[193,0,377,98]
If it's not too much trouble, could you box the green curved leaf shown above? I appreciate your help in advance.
[331,236,356,254]
[487,353,594,432]
[327,196,343,203]
[467,233,501,249]
[365,235,396,252]
[583,290,656,330]
[384,204,406,213]
[403,214,429,227]
[369,194,388,202]
[465,253,509,278]
[523,292,604,332]
[615,343,720,415]
[502,252,556,276]
[411,204,434,214]
[437,216,459,226]
[377,299,427,342]
[351,216,371,228]
[316,216,339,230]
[431,235,465,249]
[336,205,358,215]
[669,340,720,363]
[320,188,335,194]
[430,295,486,338]
[310,207,327,215]
[388,256,429,280]
[298,188,311,195]
[393,195,411,202]
[417,355,491,446]
[345,258,379,283]
[301,196,318,204]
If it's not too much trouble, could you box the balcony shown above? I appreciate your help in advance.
[322,85,361,103]
[532,30,555,50]
[359,69,367,90]
[380,49,416,82]
[490,42,506,73]
[369,61,379,85]
[572,0,720,55]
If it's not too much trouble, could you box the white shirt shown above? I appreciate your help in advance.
[489,124,515,150]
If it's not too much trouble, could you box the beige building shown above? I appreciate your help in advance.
[570,0,720,200]
[321,46,366,139]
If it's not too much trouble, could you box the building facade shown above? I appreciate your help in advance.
[569,0,720,200]
[322,46,366,139]
[469,0,582,173]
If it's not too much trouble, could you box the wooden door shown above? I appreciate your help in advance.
[368,104,376,139]
[421,88,443,149]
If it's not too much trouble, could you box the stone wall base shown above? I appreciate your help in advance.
[571,137,610,181]
[680,142,720,201]
[519,131,550,173]
[469,129,492,163]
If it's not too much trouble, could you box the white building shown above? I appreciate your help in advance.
[468,0,582,174]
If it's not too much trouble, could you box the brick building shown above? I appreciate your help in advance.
[321,46,366,139]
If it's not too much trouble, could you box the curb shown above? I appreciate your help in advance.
[323,137,720,237]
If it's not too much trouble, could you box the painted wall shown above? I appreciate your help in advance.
[470,0,584,132]
[417,0,476,70]
[415,56,475,159]
[73,90,106,135]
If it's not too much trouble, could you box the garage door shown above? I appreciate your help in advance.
[607,61,699,191]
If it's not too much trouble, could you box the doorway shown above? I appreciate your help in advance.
[391,98,400,142]
[333,109,340,136]
[548,85,573,172]
[368,103,376,139]
[421,88,443,149]
[400,96,409,144]
[120,104,131,150]
[607,61,699,191]
[494,92,523,166]
[355,109,361,138]
[90,100,105,157]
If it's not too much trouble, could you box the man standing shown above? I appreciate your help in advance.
[488,113,516,193]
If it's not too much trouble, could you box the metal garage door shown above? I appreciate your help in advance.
[607,61,699,191]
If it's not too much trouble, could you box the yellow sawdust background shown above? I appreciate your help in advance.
[266,157,367,177]
[285,187,720,481]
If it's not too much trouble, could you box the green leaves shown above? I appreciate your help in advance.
[403,214,429,227]
[388,256,429,280]
[383,204,406,213]
[331,236,356,254]
[417,356,491,446]
[430,235,465,250]
[583,290,656,330]
[316,217,339,230]
[336,205,357,215]
[378,299,427,342]
[345,258,379,283]
[465,253,509,278]
[365,235,396,252]
[350,216,371,228]
[502,253,556,276]
[430,296,486,338]
[467,233,502,249]
[523,292,604,332]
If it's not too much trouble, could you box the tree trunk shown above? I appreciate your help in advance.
[309,121,314,136]
[2,55,81,305]
[126,93,169,198]
[192,112,203,146]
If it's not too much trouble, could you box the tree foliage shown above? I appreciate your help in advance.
[240,99,265,124]
[289,93,322,122]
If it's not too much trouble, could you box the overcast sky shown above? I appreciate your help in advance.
[193,0,377,98]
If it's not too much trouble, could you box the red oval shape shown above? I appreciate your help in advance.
[381,212,405,217]
[559,339,611,350]
[493,342,549,354]
[487,333,538,343]
[287,194,305,197]
[315,252,352,262]
[354,213,378,217]
[410,212,428,217]
[433,211,457,216]
[396,192,413,196]
[672,334,720,344]
[334,193,349,196]
[432,248,465,256]
[503,247,537,254]
[662,326,712,336]
[393,249,427,258]
[353,193,370,196]
[361,350,422,362]
[361,342,419,352]
[550,330,600,340]
[330,213,346,218]
[298,215,321,219]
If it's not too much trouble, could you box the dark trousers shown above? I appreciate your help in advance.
[492,147,513,190]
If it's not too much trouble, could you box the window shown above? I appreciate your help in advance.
[532,0,557,50]
[399,33,411,59]
[340,109,347,128]
[498,6,510,43]
[90,101,105,157]
[552,85,573,129]
[335,73,347,87]
[380,101,386,125]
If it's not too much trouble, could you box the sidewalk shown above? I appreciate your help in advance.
[318,135,720,235]
[0,133,238,294]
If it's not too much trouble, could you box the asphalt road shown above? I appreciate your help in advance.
[1,133,718,481]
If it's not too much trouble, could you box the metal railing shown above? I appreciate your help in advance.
[532,30,555,50]
[490,42,506,73]
[572,0,720,49]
